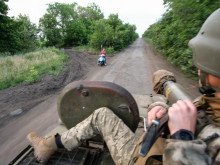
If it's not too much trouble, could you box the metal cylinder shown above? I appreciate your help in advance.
[162,81,194,105]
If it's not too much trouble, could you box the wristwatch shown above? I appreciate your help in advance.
[170,129,195,140]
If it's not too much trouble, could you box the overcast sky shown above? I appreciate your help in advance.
[6,0,166,36]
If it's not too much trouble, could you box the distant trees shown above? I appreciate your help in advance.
[0,0,20,54]
[142,0,220,77]
[1,1,138,55]
[39,2,104,47]
[39,3,138,50]
[0,0,39,54]
[15,14,39,51]
[39,3,81,47]
[90,14,138,51]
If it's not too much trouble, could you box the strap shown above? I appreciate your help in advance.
[131,137,165,165]
[199,70,206,86]
[195,96,211,135]
[199,70,220,94]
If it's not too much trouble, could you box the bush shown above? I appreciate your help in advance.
[142,0,220,78]
[25,67,40,83]
[106,47,115,54]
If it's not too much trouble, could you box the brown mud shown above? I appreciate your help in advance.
[0,49,99,126]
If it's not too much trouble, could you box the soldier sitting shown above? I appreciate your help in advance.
[27,9,220,165]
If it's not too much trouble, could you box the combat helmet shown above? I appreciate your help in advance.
[189,8,220,93]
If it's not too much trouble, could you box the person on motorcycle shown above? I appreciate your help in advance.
[98,48,107,65]
[27,9,220,165]
[99,48,106,57]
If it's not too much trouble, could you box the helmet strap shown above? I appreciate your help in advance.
[199,70,220,95]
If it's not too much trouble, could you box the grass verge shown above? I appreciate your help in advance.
[0,47,68,90]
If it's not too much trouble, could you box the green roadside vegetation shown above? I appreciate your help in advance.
[0,0,138,90]
[142,0,220,79]
[0,48,68,90]
[1,1,138,55]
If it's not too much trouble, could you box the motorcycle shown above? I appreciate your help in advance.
[98,54,106,66]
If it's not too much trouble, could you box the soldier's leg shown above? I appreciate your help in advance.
[61,107,138,165]
[28,107,138,164]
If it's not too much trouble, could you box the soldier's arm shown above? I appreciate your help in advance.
[163,139,211,165]
[163,100,211,165]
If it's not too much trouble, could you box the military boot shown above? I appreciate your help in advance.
[27,132,58,164]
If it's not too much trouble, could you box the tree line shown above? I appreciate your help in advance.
[142,0,220,77]
[0,0,138,55]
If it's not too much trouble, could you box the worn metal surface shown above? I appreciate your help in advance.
[57,81,139,132]
[163,81,194,104]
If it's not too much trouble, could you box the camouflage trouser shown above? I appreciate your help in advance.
[61,107,139,165]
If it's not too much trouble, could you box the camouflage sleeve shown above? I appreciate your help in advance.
[163,139,211,165]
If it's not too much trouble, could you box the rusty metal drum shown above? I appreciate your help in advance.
[57,81,139,132]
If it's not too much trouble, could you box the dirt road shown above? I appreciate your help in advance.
[0,38,200,164]
[87,38,199,96]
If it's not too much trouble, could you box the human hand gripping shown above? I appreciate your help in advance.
[147,106,167,125]
[168,100,197,135]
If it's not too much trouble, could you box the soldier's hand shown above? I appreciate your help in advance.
[148,106,167,125]
[168,100,197,135]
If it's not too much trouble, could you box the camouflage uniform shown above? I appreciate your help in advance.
[163,96,220,165]
[61,107,139,165]
[61,96,220,165]
[163,124,219,165]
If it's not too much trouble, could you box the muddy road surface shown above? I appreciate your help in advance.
[0,38,200,164]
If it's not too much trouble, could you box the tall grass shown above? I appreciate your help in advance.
[0,48,68,90]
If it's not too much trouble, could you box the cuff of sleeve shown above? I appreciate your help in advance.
[55,134,64,148]
[148,102,169,112]
[170,129,195,141]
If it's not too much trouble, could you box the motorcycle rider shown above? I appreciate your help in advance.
[98,48,107,65]
[27,9,220,165]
